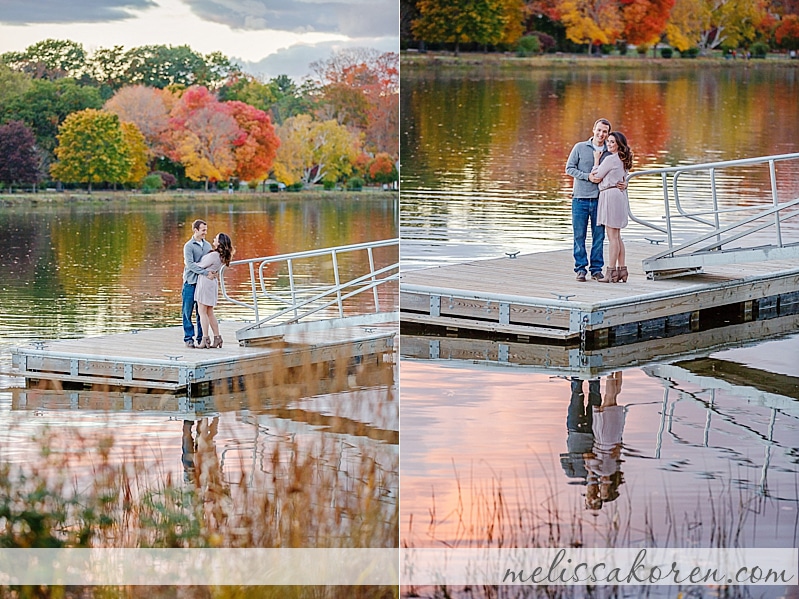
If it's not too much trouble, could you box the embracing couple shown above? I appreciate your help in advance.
[182,219,235,349]
[565,118,633,284]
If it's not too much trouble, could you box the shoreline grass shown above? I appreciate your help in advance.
[401,50,799,71]
[0,188,397,206]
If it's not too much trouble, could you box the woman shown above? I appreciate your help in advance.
[592,131,633,283]
[194,232,234,348]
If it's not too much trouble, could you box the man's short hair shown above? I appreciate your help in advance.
[594,118,611,131]
[192,219,207,231]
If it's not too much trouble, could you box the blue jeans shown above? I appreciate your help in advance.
[182,282,202,342]
[572,198,605,274]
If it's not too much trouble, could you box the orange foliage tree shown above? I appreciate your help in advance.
[775,14,799,49]
[621,0,675,47]
[226,100,280,183]
[310,49,398,158]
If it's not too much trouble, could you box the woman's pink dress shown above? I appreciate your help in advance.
[593,153,629,229]
[194,251,221,307]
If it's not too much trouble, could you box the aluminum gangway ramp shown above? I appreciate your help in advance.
[220,239,399,344]
[627,153,799,279]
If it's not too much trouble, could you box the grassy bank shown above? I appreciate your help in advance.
[0,188,397,206]
[401,50,799,71]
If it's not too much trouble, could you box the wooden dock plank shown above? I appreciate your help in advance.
[400,241,799,336]
[5,320,397,391]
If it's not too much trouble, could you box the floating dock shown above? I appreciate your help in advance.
[400,241,799,345]
[5,320,396,393]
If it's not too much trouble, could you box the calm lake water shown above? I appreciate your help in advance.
[0,194,399,549]
[400,64,799,595]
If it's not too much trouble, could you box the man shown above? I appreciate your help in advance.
[182,219,215,348]
[565,118,612,282]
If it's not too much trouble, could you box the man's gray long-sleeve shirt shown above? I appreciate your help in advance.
[183,238,212,285]
[565,138,608,199]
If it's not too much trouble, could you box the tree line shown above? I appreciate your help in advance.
[401,0,799,55]
[0,40,398,192]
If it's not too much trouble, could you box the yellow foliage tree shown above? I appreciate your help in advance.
[665,0,709,51]
[120,122,149,184]
[50,109,131,192]
[273,114,361,186]
[559,0,623,51]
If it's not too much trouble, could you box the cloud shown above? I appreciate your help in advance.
[182,0,397,37]
[239,35,398,81]
[0,0,157,24]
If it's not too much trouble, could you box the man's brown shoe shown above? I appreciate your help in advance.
[576,271,587,282]
[592,272,606,282]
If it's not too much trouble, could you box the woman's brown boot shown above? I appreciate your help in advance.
[211,335,223,348]
[199,336,212,349]
[618,266,628,282]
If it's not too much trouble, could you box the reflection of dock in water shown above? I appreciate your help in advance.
[3,320,396,393]
[11,373,398,446]
[644,360,799,500]
[401,312,799,378]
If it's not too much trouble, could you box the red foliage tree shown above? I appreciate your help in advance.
[0,120,40,189]
[226,100,281,183]
[775,14,799,50]
[620,0,675,46]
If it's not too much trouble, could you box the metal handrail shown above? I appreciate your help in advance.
[219,239,399,325]
[627,152,799,250]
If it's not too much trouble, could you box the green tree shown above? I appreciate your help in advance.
[1,39,87,80]
[50,109,132,191]
[413,0,507,54]
[0,61,33,107]
[123,45,235,89]
[1,78,103,155]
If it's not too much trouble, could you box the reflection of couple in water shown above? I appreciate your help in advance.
[182,417,224,490]
[560,371,626,510]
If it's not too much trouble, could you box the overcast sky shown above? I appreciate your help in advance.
[0,0,398,81]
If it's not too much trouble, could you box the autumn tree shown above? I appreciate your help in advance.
[226,101,280,183]
[310,49,399,157]
[621,0,675,47]
[500,0,527,47]
[413,0,507,54]
[665,0,709,50]
[168,86,243,190]
[0,120,40,191]
[559,0,623,52]
[697,0,768,50]
[273,115,361,186]
[120,122,149,184]
[775,14,799,49]
[104,85,171,163]
[368,153,399,184]
[50,109,132,191]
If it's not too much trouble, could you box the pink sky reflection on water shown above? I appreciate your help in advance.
[400,360,799,549]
